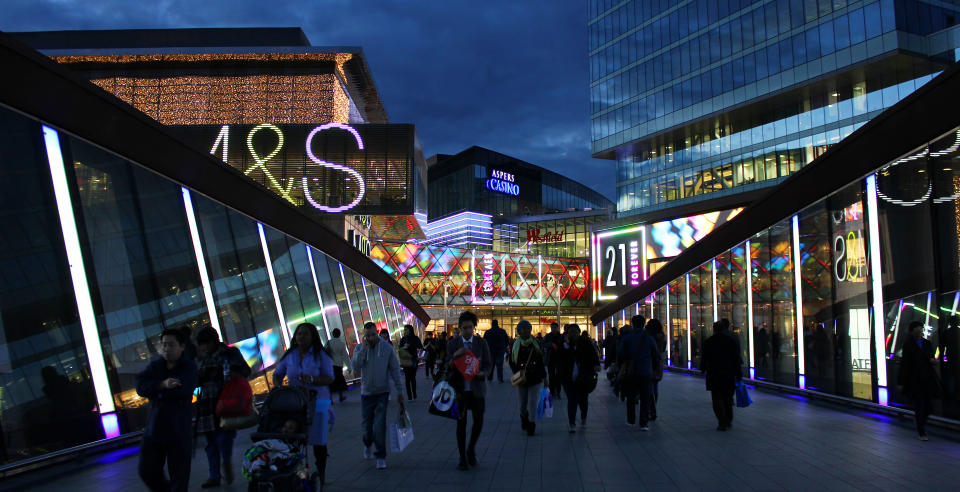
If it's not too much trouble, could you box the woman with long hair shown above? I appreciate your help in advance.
[273,323,334,486]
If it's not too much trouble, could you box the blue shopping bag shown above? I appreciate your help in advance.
[536,387,553,419]
[735,380,753,408]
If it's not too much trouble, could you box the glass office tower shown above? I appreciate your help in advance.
[590,0,960,218]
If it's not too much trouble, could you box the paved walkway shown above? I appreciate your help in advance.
[6,370,960,491]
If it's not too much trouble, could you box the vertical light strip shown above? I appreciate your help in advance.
[305,245,331,339]
[258,223,290,347]
[42,125,115,415]
[712,259,718,321]
[865,174,888,402]
[180,188,222,338]
[745,240,756,378]
[338,263,360,343]
[665,286,671,362]
[792,215,806,387]
[685,273,692,368]
[538,255,543,302]
[641,225,648,281]
[471,249,476,304]
[360,277,374,324]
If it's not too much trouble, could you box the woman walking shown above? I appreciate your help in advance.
[273,323,335,485]
[399,324,424,400]
[327,328,351,402]
[556,324,600,433]
[898,321,940,440]
[508,320,546,436]
[645,319,667,421]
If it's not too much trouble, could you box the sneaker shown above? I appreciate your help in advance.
[363,446,374,459]
[376,459,387,470]
[457,460,469,471]
[639,426,649,431]
[919,435,929,441]
[568,425,576,433]
[626,421,636,427]
[200,479,220,489]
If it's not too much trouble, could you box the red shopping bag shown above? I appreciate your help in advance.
[216,376,253,418]
[453,350,479,383]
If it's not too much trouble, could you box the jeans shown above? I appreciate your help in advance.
[361,393,389,459]
[456,392,485,460]
[624,377,651,426]
[913,395,933,436]
[517,382,542,419]
[711,387,734,427]
[203,429,236,481]
[139,437,192,492]
[488,353,505,381]
[562,382,588,426]
[404,366,418,399]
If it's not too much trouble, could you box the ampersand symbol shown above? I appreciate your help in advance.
[245,123,295,204]
[303,123,367,213]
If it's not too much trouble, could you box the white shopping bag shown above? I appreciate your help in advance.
[389,408,414,452]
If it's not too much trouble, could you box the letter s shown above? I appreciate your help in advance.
[302,123,366,213]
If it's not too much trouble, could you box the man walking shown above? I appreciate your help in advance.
[328,328,352,402]
[483,319,509,383]
[701,320,742,430]
[352,322,405,469]
[195,326,251,488]
[136,328,199,492]
[543,322,564,400]
[617,316,659,430]
[447,311,492,470]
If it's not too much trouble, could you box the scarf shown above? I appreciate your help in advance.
[512,336,541,364]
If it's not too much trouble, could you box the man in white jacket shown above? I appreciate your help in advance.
[327,328,352,402]
[351,322,404,470]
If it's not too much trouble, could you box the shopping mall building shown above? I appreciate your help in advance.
[0,30,427,469]
[372,146,615,335]
[588,0,960,422]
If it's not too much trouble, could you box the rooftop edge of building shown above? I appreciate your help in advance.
[9,27,313,50]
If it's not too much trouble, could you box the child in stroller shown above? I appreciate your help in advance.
[243,386,315,491]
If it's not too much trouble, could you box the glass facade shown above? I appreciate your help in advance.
[590,0,960,216]
[493,213,609,258]
[600,125,960,419]
[0,104,424,467]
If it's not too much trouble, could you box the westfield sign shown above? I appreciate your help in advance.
[526,228,565,244]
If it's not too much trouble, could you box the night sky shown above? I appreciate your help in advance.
[2,0,616,201]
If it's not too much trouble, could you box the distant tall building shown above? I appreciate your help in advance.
[589,0,960,219]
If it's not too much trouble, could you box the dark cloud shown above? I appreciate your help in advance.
[1,0,615,200]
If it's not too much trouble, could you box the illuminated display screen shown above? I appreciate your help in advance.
[171,123,423,215]
[593,225,644,302]
[645,208,743,261]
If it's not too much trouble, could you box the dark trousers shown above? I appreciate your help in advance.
[711,388,734,427]
[361,393,389,458]
[624,377,651,426]
[203,429,236,481]
[139,437,191,492]
[426,357,436,378]
[650,379,660,419]
[548,363,563,398]
[562,382,588,425]
[487,353,504,382]
[404,366,418,399]
[913,395,933,436]
[456,392,485,460]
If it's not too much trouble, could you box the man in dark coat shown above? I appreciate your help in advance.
[898,321,940,440]
[195,326,251,487]
[617,316,659,430]
[137,328,199,492]
[542,323,564,400]
[446,311,492,470]
[483,320,509,383]
[701,320,741,431]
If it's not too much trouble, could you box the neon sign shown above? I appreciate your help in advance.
[486,169,519,196]
[482,253,495,293]
[209,123,366,213]
[526,228,565,244]
[629,240,640,285]
[593,225,645,302]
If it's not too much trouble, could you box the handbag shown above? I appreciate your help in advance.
[428,380,459,419]
[510,346,535,387]
[389,407,414,452]
[216,375,254,418]
[220,402,259,429]
[536,387,553,419]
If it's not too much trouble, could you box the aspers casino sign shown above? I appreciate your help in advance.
[486,169,520,196]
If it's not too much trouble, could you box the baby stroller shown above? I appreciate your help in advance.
[244,386,314,492]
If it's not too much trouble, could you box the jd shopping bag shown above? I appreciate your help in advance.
[536,387,553,420]
[428,380,459,419]
[389,407,414,452]
[735,380,753,408]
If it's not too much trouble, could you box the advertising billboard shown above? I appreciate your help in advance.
[593,225,645,302]
[171,123,425,215]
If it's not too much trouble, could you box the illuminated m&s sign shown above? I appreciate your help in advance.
[486,169,519,196]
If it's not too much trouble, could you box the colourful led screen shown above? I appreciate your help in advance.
[645,208,743,260]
